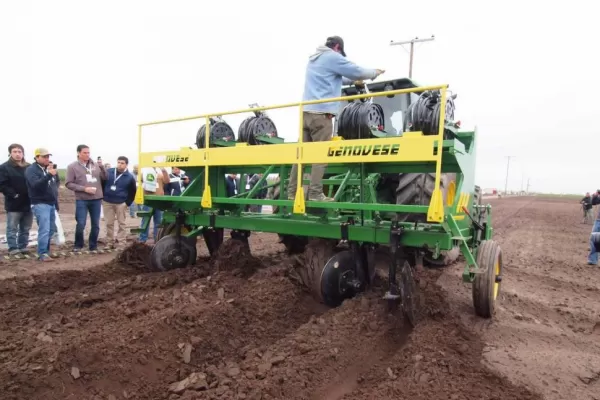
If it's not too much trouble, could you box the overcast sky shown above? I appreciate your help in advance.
[1,0,596,194]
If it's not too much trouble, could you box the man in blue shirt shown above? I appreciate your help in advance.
[103,156,137,249]
[24,148,59,262]
[287,36,385,202]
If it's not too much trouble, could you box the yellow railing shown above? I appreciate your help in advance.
[135,84,449,221]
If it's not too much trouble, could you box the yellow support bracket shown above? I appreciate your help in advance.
[134,186,144,205]
[201,185,213,208]
[293,106,306,214]
[426,86,448,223]
[135,124,144,205]
[427,189,444,222]
[446,180,456,206]
[201,116,212,209]
[293,187,306,214]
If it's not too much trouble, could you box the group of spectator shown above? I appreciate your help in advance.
[0,142,270,261]
[0,144,61,261]
[0,143,146,261]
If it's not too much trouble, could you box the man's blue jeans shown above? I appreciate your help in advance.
[6,211,33,252]
[139,205,162,242]
[75,199,102,250]
[129,203,139,217]
[32,204,55,257]
[588,219,600,264]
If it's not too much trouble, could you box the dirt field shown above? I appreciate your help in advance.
[0,195,598,400]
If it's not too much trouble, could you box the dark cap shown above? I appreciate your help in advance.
[325,36,346,57]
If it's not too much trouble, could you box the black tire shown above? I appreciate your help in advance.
[472,240,502,318]
[394,172,452,223]
[271,176,283,215]
[393,172,460,267]
[280,235,309,255]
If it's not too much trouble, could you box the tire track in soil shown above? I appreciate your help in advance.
[0,239,327,400]
[438,196,600,400]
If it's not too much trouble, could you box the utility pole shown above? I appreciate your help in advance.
[520,173,525,196]
[389,35,435,78]
[504,156,514,195]
[526,178,531,194]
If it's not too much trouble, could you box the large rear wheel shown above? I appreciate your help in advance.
[394,172,460,267]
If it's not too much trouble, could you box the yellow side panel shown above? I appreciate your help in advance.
[138,133,438,168]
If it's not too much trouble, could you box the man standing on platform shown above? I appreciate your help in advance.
[287,35,384,202]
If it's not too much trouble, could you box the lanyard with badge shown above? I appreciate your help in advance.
[111,170,124,191]
[81,162,97,184]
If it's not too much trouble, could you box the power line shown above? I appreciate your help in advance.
[389,35,435,78]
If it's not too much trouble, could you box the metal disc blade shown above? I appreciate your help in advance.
[320,250,358,307]
[149,235,197,272]
[400,261,418,326]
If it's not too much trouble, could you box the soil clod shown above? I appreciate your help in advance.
[115,242,152,269]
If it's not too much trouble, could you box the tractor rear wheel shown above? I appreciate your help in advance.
[394,172,451,222]
[394,172,460,267]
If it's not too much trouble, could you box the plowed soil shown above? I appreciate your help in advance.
[0,196,598,400]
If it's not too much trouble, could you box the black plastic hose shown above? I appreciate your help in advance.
[237,112,279,145]
[196,118,236,148]
[403,90,456,136]
[336,101,385,140]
